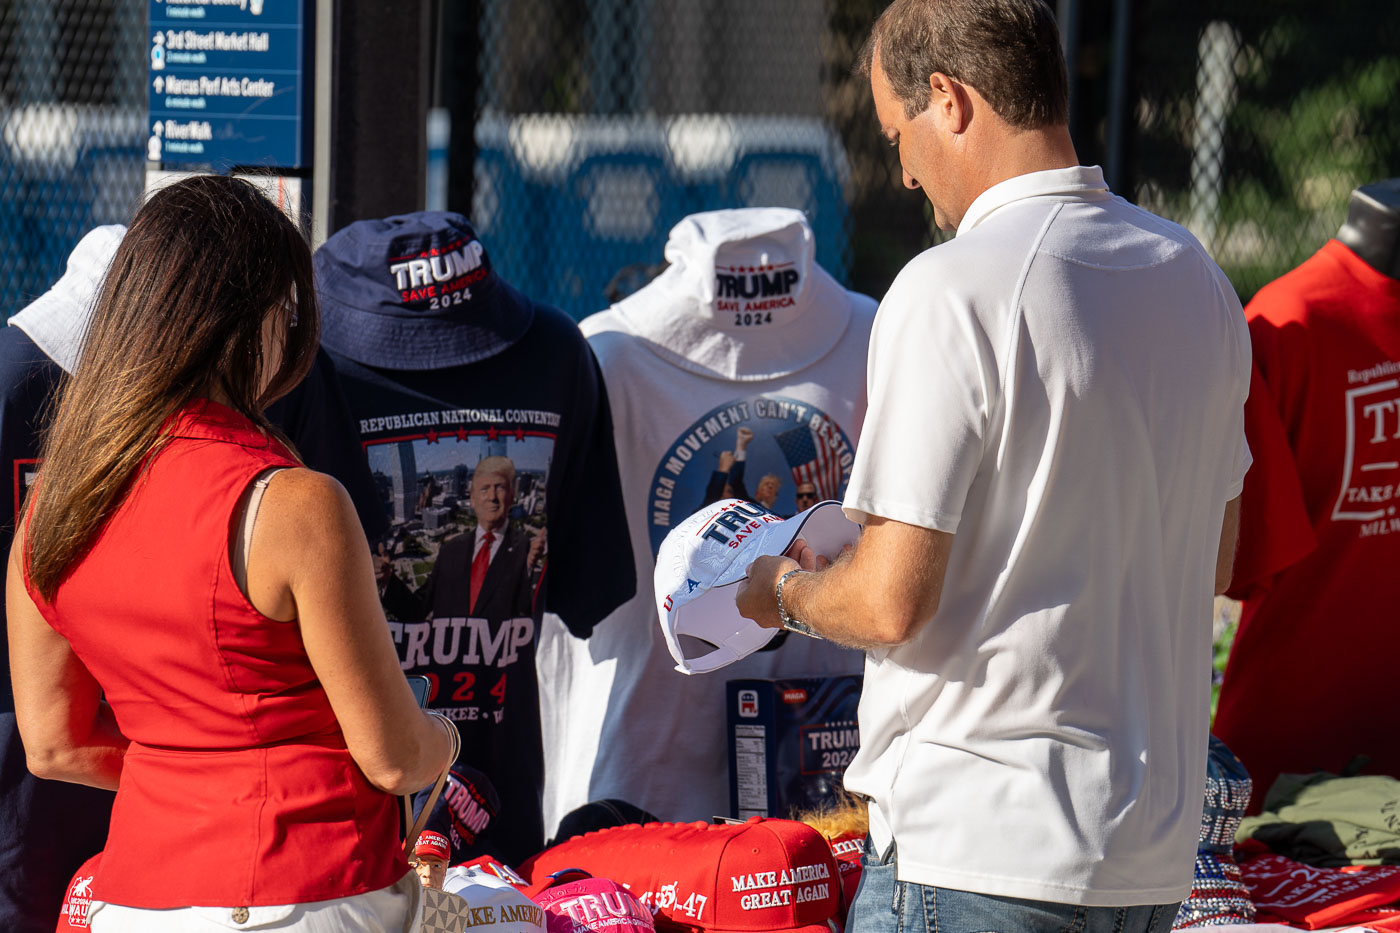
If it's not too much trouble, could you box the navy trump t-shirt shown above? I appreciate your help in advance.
[328,303,635,865]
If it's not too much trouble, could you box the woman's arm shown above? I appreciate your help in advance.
[6,527,128,789]
[246,468,453,795]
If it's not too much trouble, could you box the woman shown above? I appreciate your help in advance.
[6,175,454,930]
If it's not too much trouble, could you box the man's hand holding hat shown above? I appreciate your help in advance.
[654,499,859,673]
[737,540,831,630]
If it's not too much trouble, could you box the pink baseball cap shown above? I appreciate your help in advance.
[655,499,860,674]
[535,876,657,933]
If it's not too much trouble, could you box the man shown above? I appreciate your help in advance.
[704,427,783,511]
[725,426,786,512]
[793,481,819,511]
[753,472,783,511]
[737,2,1250,930]
[702,426,761,508]
[424,456,544,622]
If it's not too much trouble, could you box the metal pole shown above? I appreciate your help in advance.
[1056,0,1082,134]
[311,0,335,247]
[1105,0,1134,193]
[1188,22,1240,255]
[325,0,432,234]
[443,0,481,218]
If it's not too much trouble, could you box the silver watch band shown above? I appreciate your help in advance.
[776,568,821,639]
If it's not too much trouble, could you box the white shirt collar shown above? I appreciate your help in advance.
[957,165,1111,236]
[474,523,505,554]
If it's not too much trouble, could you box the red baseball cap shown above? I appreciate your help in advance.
[522,818,840,933]
[824,832,864,926]
[535,876,657,933]
[460,854,531,887]
[415,830,451,862]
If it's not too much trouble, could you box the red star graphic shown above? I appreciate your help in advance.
[486,425,499,441]
[456,427,468,442]
[426,429,439,444]
[514,427,525,442]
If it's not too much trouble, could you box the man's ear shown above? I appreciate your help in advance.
[928,71,971,134]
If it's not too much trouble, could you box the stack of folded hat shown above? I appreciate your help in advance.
[522,818,842,933]
[1173,735,1256,928]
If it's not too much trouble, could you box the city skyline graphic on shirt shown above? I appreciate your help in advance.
[367,432,554,592]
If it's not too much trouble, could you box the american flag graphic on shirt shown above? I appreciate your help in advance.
[774,425,843,501]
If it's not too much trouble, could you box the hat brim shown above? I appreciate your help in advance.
[318,270,536,370]
[8,224,126,374]
[7,286,91,374]
[664,501,859,674]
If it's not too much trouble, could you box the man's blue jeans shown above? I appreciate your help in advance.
[847,840,1180,933]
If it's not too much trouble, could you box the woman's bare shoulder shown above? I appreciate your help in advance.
[254,468,362,553]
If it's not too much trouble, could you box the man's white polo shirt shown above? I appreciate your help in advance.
[841,165,1251,906]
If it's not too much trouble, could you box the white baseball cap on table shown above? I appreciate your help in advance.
[442,864,548,933]
[655,497,860,674]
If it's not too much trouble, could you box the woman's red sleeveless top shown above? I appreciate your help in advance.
[27,400,406,908]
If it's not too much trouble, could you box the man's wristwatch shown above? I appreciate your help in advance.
[776,568,821,639]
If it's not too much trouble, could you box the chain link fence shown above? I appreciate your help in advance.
[2,2,1397,316]
[461,0,1400,315]
[0,1,144,315]
[465,0,907,316]
[1128,0,1400,302]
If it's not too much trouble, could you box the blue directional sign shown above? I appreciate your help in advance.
[148,0,309,170]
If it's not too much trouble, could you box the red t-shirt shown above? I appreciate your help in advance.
[1217,239,1400,810]
[1241,851,1400,929]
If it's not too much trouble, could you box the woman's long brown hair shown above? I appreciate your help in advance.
[25,175,320,601]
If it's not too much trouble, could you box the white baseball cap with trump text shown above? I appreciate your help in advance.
[655,498,860,674]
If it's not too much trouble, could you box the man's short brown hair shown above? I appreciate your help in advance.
[856,0,1068,129]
